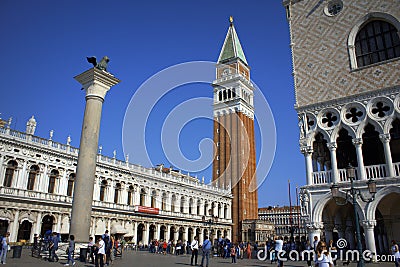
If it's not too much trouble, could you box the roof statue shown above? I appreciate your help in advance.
[86,56,110,72]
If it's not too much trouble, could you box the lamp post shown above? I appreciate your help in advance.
[202,209,218,253]
[330,164,377,267]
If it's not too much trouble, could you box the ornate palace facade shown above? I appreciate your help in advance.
[0,117,232,244]
[284,0,400,257]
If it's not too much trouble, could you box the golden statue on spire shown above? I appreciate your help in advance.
[229,16,234,24]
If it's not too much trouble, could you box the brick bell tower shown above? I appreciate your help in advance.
[212,17,258,242]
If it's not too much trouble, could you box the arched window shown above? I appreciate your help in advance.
[355,20,400,67]
[66,173,75,197]
[197,200,201,215]
[48,170,58,193]
[218,91,222,101]
[223,90,227,100]
[127,185,134,205]
[224,205,228,218]
[99,180,107,201]
[27,165,39,191]
[161,193,167,211]
[188,198,193,214]
[151,190,157,208]
[4,160,17,187]
[228,89,232,99]
[140,189,146,206]
[171,194,176,212]
[180,196,185,213]
[114,183,121,203]
[232,88,236,98]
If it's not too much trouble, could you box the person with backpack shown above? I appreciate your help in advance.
[49,232,59,262]
[102,230,110,265]
[64,234,75,266]
[200,235,212,267]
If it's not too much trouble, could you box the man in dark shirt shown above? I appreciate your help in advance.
[49,232,59,262]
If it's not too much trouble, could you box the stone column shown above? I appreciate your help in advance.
[143,222,149,245]
[379,134,395,178]
[174,228,179,242]
[11,210,20,242]
[70,67,120,242]
[301,146,314,185]
[307,222,323,244]
[133,221,138,243]
[107,219,111,233]
[56,214,62,233]
[352,138,366,180]
[35,212,42,236]
[167,225,171,241]
[327,142,339,184]
[362,220,377,261]
[157,224,161,240]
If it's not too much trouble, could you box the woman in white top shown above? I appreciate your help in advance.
[97,236,105,267]
[315,241,333,267]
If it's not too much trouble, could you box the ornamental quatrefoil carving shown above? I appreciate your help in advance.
[345,107,363,123]
[372,102,390,118]
[322,112,338,127]
[307,116,315,130]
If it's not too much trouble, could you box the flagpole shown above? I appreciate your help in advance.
[288,179,294,241]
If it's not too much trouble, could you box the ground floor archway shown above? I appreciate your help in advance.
[17,220,32,241]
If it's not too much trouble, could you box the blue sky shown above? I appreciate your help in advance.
[0,0,304,206]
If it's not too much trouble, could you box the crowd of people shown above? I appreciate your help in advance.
[1,230,399,267]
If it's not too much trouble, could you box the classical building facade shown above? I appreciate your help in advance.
[259,206,307,240]
[0,118,232,244]
[284,0,400,257]
[212,18,266,242]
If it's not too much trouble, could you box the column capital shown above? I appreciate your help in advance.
[352,138,363,146]
[300,146,313,155]
[379,133,391,143]
[362,220,377,229]
[306,221,324,230]
[75,68,121,101]
[327,142,337,151]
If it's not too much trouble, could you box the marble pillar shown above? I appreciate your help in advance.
[70,67,120,242]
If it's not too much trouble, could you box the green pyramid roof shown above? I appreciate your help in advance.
[218,21,248,65]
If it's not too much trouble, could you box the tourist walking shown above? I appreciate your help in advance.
[275,236,284,267]
[391,240,400,267]
[190,236,199,266]
[200,235,212,267]
[96,236,105,267]
[231,244,237,264]
[0,232,9,264]
[49,232,59,262]
[64,235,75,266]
[315,241,333,267]
[304,240,313,267]
[246,242,252,259]
[88,237,95,264]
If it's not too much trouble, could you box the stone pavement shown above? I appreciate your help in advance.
[2,248,396,267]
